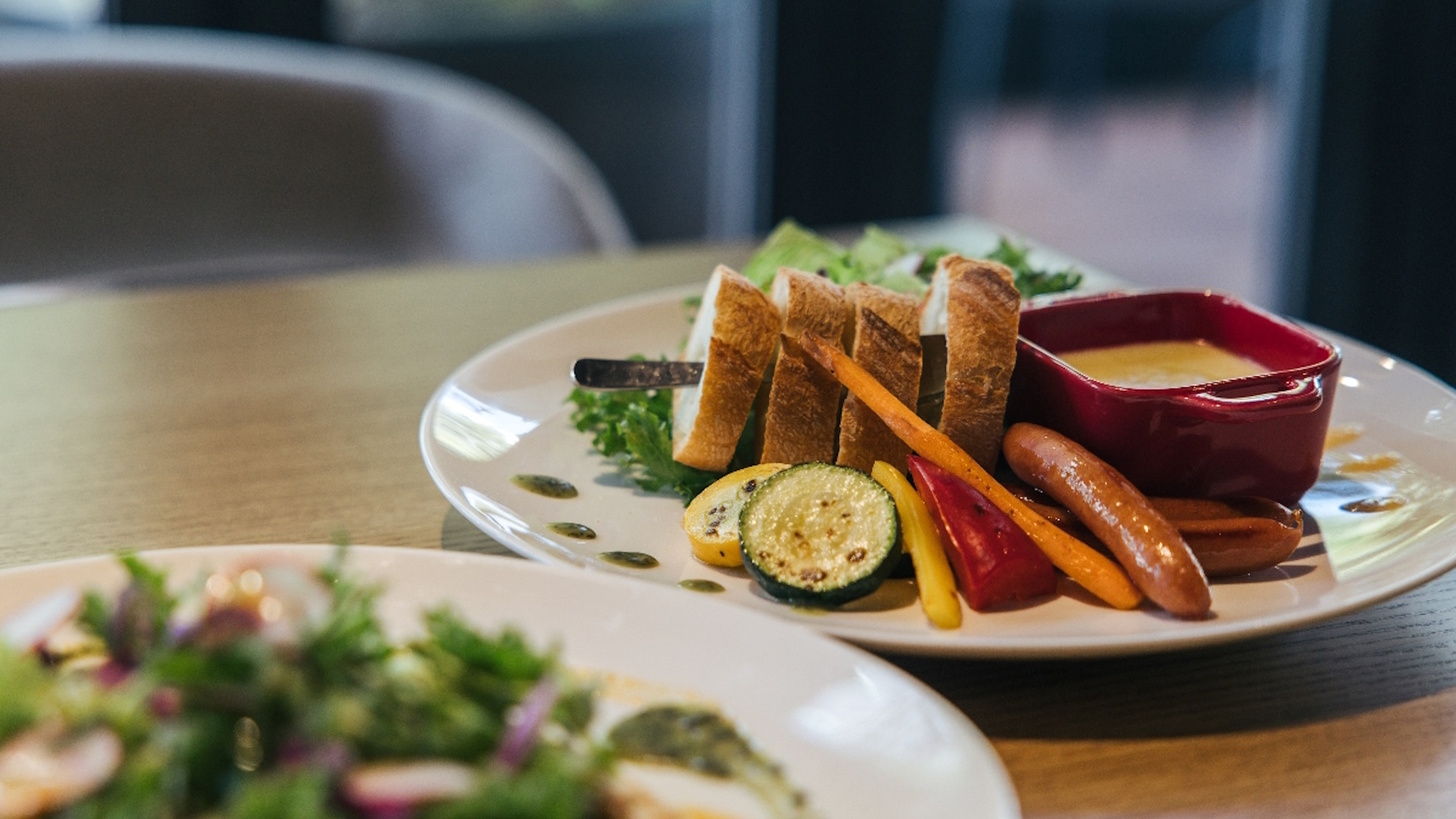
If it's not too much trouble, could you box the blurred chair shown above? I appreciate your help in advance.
[0,27,633,290]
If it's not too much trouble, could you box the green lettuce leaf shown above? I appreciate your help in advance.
[983,235,1084,297]
[739,220,1082,299]
[740,219,846,288]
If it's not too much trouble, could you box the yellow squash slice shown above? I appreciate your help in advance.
[683,463,790,566]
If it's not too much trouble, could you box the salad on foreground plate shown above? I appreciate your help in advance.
[0,551,810,819]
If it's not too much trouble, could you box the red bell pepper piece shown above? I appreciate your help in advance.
[908,455,1057,610]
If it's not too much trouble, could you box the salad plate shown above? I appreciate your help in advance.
[0,544,1016,819]
[420,286,1456,658]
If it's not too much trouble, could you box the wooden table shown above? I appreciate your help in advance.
[5,239,1456,818]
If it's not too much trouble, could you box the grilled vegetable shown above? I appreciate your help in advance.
[908,456,1057,610]
[871,461,962,628]
[797,332,1143,610]
[683,463,790,567]
[738,463,900,606]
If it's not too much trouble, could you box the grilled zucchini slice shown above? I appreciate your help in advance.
[738,463,900,606]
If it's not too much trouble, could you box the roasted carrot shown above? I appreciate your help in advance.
[871,461,962,628]
[798,333,1144,610]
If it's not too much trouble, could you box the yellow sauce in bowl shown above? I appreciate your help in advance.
[1058,340,1268,389]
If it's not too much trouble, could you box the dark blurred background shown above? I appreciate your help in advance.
[3,0,1453,385]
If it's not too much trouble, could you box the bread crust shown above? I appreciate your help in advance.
[836,283,921,473]
[935,254,1021,470]
[839,281,918,345]
[758,268,850,464]
[672,265,780,471]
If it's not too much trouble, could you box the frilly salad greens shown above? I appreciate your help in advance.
[0,551,794,819]
[740,219,1083,298]
[567,219,1082,502]
[567,382,744,502]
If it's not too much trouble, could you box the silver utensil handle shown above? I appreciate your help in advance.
[571,358,705,389]
[572,334,946,393]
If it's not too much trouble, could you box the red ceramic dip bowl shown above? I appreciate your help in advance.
[1005,290,1340,505]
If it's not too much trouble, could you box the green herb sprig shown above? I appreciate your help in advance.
[983,235,1084,297]
[568,383,726,502]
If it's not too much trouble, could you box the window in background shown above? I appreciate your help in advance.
[1297,0,1456,385]
[767,0,1309,310]
[117,0,326,39]
[327,0,771,244]
[938,0,1288,308]
[0,0,103,26]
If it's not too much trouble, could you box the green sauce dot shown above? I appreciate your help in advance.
[598,551,659,569]
[511,474,578,499]
[547,522,596,539]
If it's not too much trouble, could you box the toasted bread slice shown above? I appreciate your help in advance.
[836,283,922,473]
[672,265,781,471]
[920,254,1020,470]
[757,268,850,464]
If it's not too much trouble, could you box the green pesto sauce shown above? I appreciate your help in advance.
[547,522,596,540]
[597,551,659,569]
[510,474,578,499]
[678,579,725,593]
[608,705,813,819]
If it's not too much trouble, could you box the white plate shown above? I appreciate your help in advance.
[0,544,1016,819]
[420,286,1456,658]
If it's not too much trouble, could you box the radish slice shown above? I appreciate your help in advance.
[341,760,478,814]
[0,725,123,819]
[2,588,82,653]
[184,562,332,648]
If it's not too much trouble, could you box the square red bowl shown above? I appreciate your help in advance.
[1005,290,1341,505]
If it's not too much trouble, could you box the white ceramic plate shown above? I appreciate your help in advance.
[0,544,1016,819]
[420,286,1456,658]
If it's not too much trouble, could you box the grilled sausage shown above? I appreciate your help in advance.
[1003,423,1212,619]
[1003,487,1304,578]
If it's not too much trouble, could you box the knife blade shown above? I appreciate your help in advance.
[572,334,948,398]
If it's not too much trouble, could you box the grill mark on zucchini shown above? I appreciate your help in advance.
[738,463,900,606]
